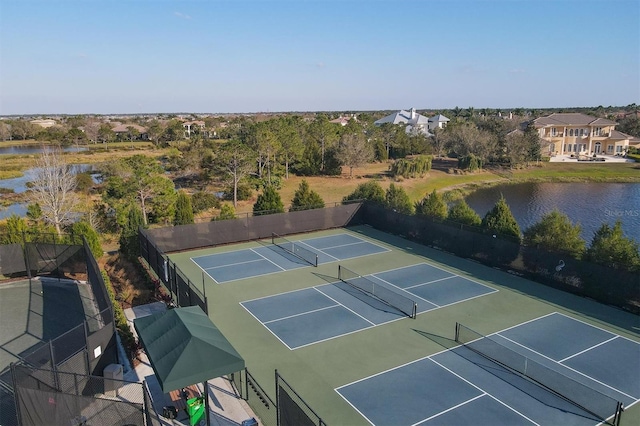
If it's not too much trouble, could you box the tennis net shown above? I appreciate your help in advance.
[338,265,417,319]
[455,322,624,425]
[271,233,318,267]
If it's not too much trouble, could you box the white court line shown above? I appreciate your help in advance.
[314,286,377,326]
[559,336,619,363]
[404,275,456,289]
[413,394,484,426]
[263,304,340,325]
[496,333,637,401]
[250,248,286,271]
[297,240,340,261]
[200,257,265,271]
[371,274,438,307]
[238,302,294,351]
[423,359,539,426]
[205,262,289,284]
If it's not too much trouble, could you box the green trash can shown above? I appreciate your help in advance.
[186,396,205,426]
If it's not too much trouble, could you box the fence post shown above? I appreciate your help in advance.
[275,369,280,426]
[49,341,59,391]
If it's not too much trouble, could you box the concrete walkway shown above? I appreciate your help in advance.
[549,154,634,163]
[123,302,258,426]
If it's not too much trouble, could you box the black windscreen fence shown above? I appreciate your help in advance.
[361,202,640,313]
[143,204,364,254]
[0,243,27,276]
[11,364,146,426]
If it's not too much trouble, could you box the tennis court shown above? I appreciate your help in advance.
[191,233,388,283]
[241,263,496,349]
[0,277,99,372]
[165,225,640,425]
[337,312,639,426]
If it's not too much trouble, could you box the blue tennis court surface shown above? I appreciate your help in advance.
[191,233,389,283]
[337,313,640,426]
[241,263,496,349]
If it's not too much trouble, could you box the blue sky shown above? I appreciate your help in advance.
[0,0,638,114]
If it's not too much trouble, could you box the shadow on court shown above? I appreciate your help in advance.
[411,328,603,424]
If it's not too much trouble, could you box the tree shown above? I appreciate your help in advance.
[337,131,373,177]
[290,180,324,211]
[174,191,194,225]
[253,186,284,216]
[307,116,340,173]
[385,184,414,214]
[585,221,640,271]
[69,221,103,258]
[215,203,237,221]
[275,116,304,179]
[342,181,385,204]
[126,126,140,143]
[448,200,481,226]
[430,127,447,158]
[147,120,166,147]
[415,190,447,220]
[481,196,521,240]
[1,214,27,244]
[523,210,585,258]
[102,155,177,225]
[119,206,145,259]
[98,124,115,148]
[29,148,79,236]
[218,140,256,208]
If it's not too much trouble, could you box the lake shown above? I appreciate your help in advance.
[465,182,640,242]
[0,145,87,155]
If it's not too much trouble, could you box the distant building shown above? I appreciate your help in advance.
[29,119,56,128]
[182,120,207,138]
[533,113,633,156]
[427,114,450,131]
[111,123,149,140]
[374,108,432,136]
[329,115,357,126]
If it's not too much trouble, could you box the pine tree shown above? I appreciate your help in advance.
[523,210,585,258]
[342,181,385,203]
[416,190,448,220]
[215,204,237,221]
[481,196,521,240]
[385,184,414,215]
[448,200,481,226]
[290,180,325,212]
[69,221,103,258]
[253,186,285,216]
[119,206,145,258]
[174,191,194,225]
[585,220,640,271]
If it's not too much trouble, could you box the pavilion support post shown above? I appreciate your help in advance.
[204,380,210,425]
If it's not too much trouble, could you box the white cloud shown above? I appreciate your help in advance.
[174,12,191,20]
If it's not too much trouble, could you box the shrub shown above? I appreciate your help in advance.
[343,181,385,203]
[191,191,221,213]
[389,155,433,178]
[101,270,139,362]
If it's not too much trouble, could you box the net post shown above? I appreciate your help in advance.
[412,303,417,319]
[454,322,460,342]
[338,264,342,281]
[615,402,623,426]
[314,254,319,267]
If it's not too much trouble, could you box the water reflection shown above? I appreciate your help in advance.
[0,145,87,155]
[465,182,640,241]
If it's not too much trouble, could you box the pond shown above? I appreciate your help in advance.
[0,145,88,155]
[465,182,640,242]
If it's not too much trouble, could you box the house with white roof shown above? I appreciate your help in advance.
[427,114,450,131]
[533,113,633,157]
[374,108,432,136]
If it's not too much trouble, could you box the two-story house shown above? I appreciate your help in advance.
[533,113,631,157]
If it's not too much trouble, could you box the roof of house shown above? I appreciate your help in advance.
[610,130,640,142]
[112,123,147,133]
[428,114,450,123]
[533,113,617,127]
[374,108,429,126]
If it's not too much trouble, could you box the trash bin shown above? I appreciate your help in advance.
[241,418,258,426]
[186,396,205,426]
